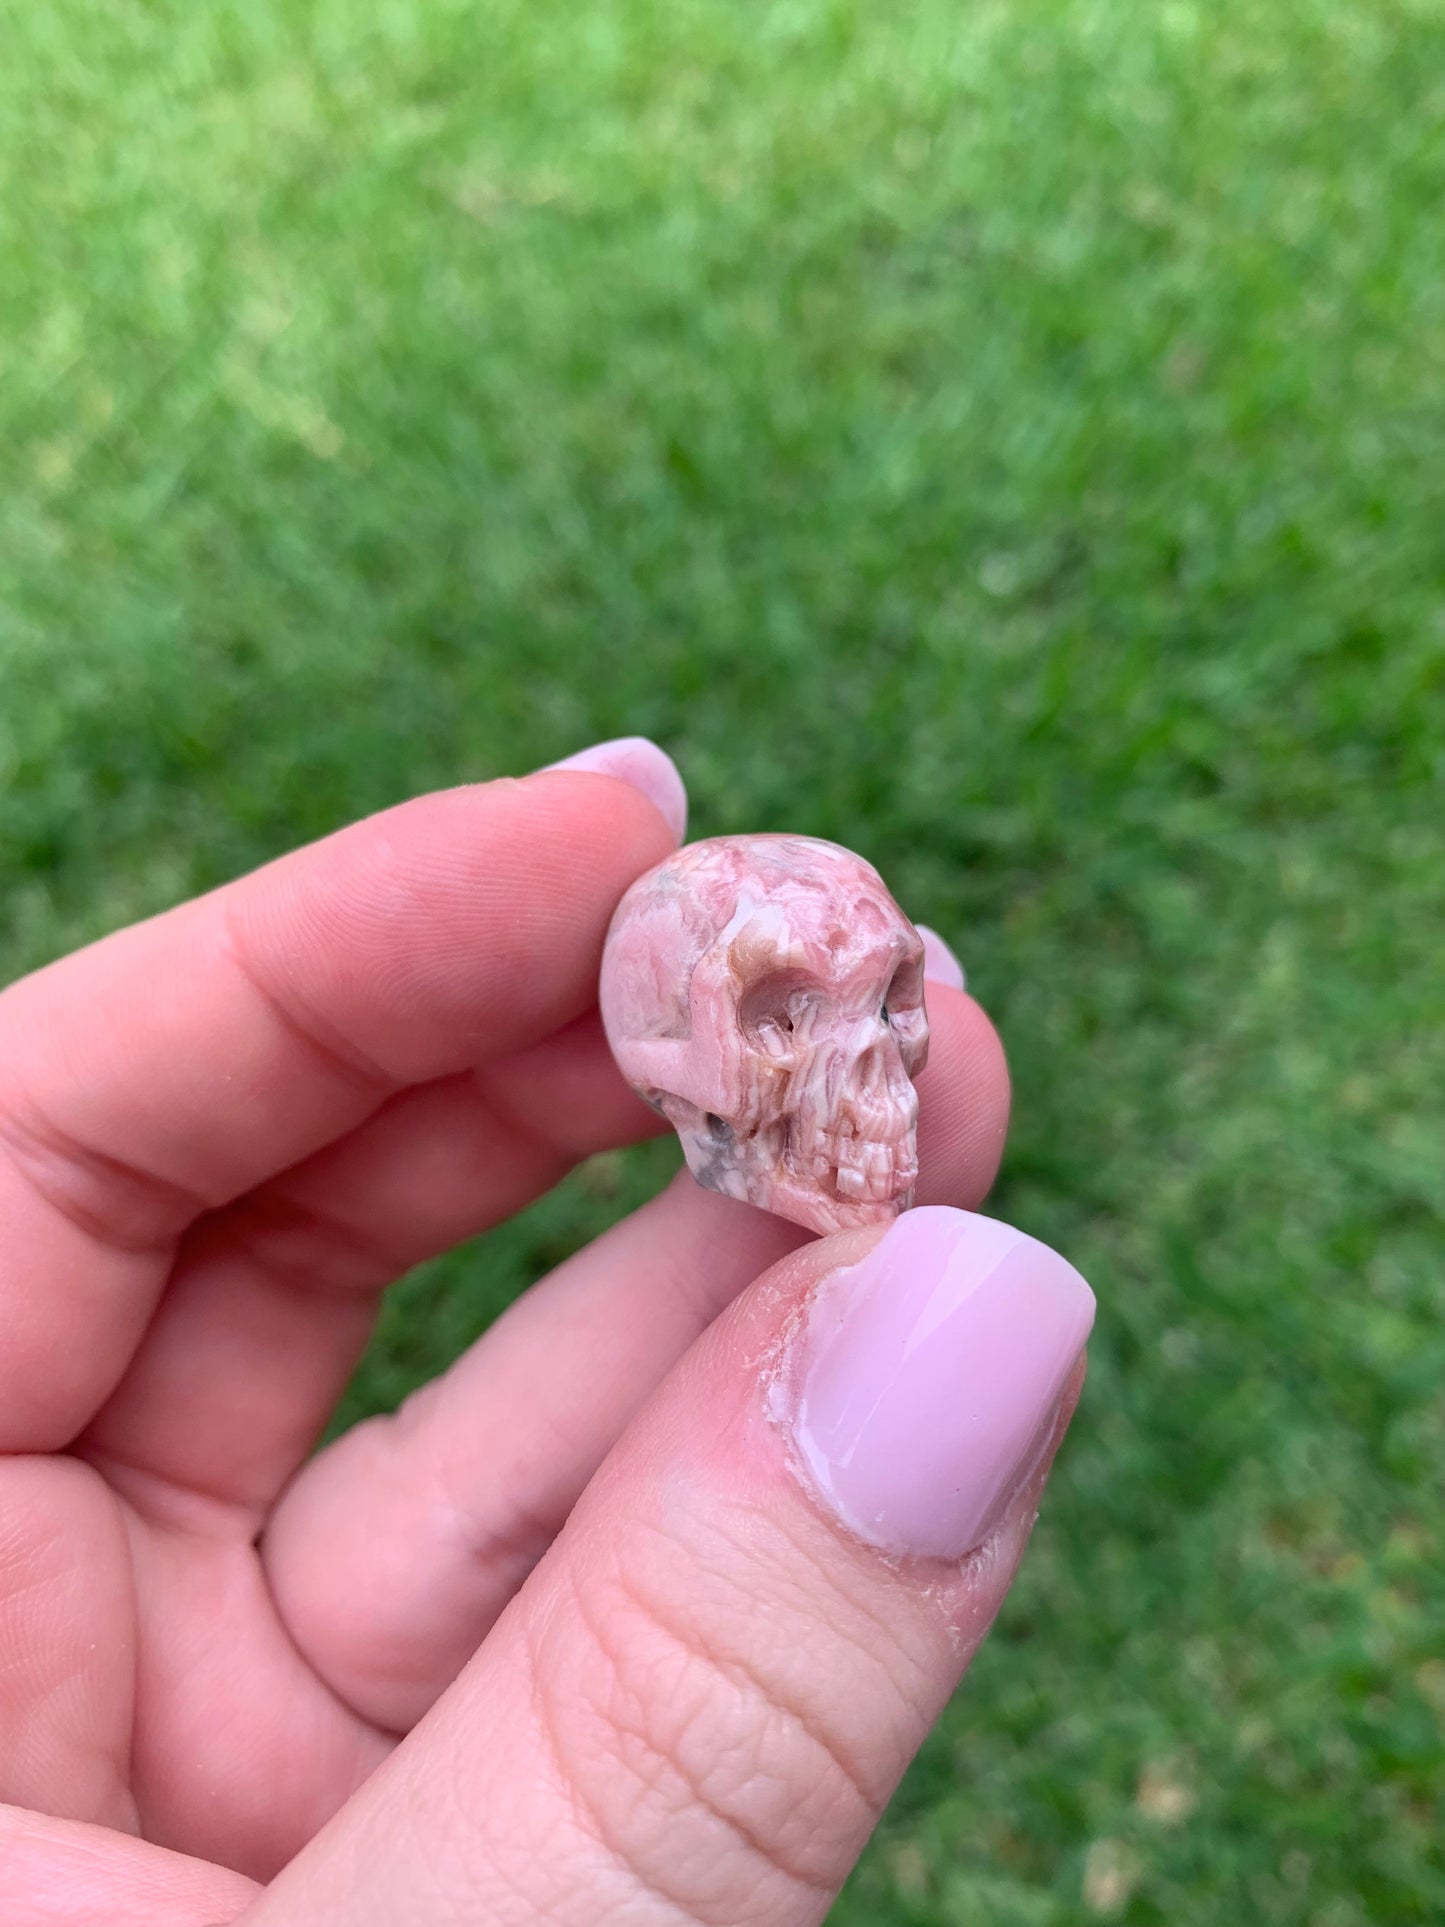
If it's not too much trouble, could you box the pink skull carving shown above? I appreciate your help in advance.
[599,834,929,1234]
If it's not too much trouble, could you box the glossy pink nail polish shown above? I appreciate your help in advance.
[784,1207,1094,1559]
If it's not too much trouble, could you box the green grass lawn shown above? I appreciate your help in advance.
[3,0,1443,1918]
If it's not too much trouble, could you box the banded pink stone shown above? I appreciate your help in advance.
[600,834,929,1234]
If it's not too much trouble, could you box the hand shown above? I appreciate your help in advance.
[0,741,1090,1926]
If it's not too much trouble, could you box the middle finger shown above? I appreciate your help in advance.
[80,1011,664,1518]
[260,981,1009,1733]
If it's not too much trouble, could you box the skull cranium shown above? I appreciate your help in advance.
[599,834,929,1233]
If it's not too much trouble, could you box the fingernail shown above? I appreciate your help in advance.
[542,736,688,842]
[915,923,966,992]
[783,1207,1094,1560]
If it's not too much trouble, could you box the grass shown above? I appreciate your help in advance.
[3,0,1443,1918]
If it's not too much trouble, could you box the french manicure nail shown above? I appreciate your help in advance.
[783,1207,1094,1560]
[542,735,688,842]
[915,923,966,992]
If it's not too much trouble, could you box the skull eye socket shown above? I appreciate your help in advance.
[881,954,925,1022]
[739,972,813,1053]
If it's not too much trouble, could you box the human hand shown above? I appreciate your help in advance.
[0,740,1092,1925]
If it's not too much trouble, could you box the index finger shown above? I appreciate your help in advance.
[0,759,681,1448]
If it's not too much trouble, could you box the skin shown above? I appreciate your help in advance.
[0,767,1069,1927]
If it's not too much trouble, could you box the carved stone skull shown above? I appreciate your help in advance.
[600,834,929,1234]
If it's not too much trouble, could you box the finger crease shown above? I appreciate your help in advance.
[218,909,404,1102]
[568,1572,844,1897]
[429,1460,559,1596]
[467,1066,574,1177]
[80,1443,264,1540]
[213,1189,408,1302]
[0,1099,209,1256]
[704,1503,933,1713]
[601,1560,881,1820]
[520,1612,709,1927]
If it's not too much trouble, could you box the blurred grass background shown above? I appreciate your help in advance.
[3,0,1443,1919]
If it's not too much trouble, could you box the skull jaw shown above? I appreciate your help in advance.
[673,1116,920,1235]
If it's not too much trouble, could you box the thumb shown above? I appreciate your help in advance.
[241,1206,1095,1927]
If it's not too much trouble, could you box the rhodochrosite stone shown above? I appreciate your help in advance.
[600,834,930,1234]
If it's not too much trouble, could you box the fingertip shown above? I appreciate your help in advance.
[777,1208,1093,1561]
[914,989,1011,1210]
[541,736,689,844]
[916,922,966,992]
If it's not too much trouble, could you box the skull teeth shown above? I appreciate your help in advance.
[818,1130,916,1206]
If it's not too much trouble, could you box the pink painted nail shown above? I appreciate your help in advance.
[542,736,688,842]
[915,922,966,992]
[783,1207,1094,1559]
